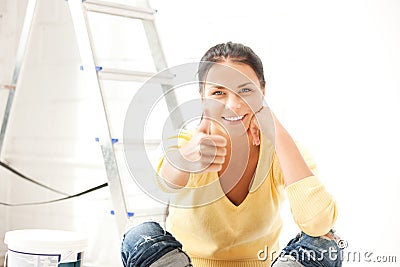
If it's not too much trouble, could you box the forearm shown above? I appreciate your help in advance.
[269,115,337,234]
[159,156,190,188]
[274,118,313,186]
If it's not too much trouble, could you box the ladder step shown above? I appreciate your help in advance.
[83,0,156,21]
[0,84,16,90]
[97,67,175,85]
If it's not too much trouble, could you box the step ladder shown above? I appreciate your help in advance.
[67,0,181,235]
[0,0,38,159]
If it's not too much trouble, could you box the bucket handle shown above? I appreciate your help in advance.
[3,252,8,267]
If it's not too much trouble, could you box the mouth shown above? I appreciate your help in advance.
[222,114,246,122]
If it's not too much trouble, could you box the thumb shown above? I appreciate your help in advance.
[199,109,211,134]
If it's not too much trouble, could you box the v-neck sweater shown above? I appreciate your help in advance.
[157,131,338,267]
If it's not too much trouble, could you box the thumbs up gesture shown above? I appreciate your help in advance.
[179,109,228,174]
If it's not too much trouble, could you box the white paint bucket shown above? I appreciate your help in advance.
[4,229,88,267]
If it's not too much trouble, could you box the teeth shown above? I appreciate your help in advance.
[223,115,244,121]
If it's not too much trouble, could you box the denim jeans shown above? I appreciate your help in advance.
[121,221,191,267]
[271,230,345,267]
[121,222,344,267]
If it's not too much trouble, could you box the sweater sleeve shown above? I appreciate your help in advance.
[153,130,193,192]
[274,143,338,236]
[286,175,338,236]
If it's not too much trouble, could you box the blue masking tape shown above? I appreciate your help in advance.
[110,210,134,218]
[95,137,119,144]
[79,66,103,71]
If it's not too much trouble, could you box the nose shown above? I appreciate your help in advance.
[225,93,242,110]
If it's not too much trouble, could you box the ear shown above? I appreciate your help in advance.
[260,85,265,96]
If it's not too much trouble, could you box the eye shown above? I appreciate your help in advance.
[211,90,224,96]
[239,88,253,93]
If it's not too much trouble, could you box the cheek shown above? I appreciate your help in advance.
[203,98,225,118]
[243,96,263,113]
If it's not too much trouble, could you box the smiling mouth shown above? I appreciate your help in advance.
[222,115,245,122]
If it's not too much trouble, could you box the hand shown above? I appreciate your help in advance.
[248,106,276,146]
[178,109,227,173]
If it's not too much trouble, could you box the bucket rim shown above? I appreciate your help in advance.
[4,229,88,251]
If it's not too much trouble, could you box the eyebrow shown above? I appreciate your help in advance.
[237,82,254,88]
[208,82,255,90]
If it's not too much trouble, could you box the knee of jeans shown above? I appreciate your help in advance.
[122,222,165,251]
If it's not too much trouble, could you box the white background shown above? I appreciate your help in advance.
[0,0,399,266]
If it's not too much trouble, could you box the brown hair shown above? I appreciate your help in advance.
[198,42,266,93]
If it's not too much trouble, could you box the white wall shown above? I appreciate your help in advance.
[0,0,399,266]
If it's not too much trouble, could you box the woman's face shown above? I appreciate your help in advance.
[202,61,265,136]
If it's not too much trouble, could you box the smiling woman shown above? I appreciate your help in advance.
[121,42,344,267]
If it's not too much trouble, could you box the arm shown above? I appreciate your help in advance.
[159,153,190,188]
[273,117,314,186]
[250,107,338,236]
[250,107,312,185]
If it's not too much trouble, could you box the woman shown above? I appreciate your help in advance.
[121,42,344,267]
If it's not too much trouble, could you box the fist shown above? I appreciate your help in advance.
[177,110,227,174]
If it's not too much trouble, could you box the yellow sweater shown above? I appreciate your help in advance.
[157,132,337,267]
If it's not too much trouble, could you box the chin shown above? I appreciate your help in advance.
[223,123,250,138]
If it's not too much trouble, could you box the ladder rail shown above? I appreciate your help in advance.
[0,0,38,159]
[137,0,184,128]
[68,0,129,235]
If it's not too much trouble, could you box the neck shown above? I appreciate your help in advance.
[214,128,256,150]
[218,129,259,176]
